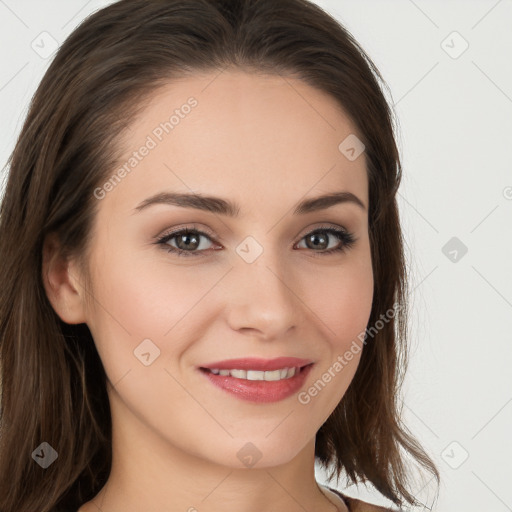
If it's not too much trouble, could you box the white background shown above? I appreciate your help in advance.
[1,1,511,511]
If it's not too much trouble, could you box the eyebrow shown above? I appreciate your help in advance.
[133,190,366,216]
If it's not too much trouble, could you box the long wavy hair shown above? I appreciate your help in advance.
[0,0,439,510]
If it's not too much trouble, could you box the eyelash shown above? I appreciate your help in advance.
[154,224,357,258]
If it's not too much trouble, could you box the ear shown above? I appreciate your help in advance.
[41,233,88,324]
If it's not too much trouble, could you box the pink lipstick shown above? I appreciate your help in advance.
[198,357,314,403]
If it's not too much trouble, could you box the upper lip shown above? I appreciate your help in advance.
[199,357,314,371]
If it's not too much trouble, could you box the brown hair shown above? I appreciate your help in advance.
[0,0,439,510]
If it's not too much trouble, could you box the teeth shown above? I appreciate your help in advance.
[232,369,250,379]
[264,369,281,381]
[207,366,300,381]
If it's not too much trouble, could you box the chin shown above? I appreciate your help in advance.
[202,436,312,470]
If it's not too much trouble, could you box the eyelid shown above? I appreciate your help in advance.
[296,222,348,238]
[156,222,351,244]
[156,223,218,241]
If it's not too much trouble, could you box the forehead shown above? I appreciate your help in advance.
[102,69,368,216]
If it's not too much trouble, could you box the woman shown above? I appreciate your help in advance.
[0,1,439,511]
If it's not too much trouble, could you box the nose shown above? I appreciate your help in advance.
[224,250,301,341]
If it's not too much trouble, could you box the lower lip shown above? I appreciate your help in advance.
[198,364,314,403]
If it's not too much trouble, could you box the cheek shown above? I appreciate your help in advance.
[83,246,227,378]
[324,273,373,348]
[88,244,215,335]
[296,249,373,411]
[303,249,374,349]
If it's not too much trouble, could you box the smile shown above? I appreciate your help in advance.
[198,363,314,403]
[203,366,302,381]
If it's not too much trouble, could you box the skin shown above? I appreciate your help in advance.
[43,69,373,512]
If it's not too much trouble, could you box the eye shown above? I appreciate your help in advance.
[294,225,357,256]
[155,224,357,257]
[156,225,218,257]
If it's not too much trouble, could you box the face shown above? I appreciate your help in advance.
[72,70,373,468]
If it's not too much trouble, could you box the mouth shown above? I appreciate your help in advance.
[198,360,315,403]
[199,363,313,381]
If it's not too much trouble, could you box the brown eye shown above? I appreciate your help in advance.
[157,228,216,257]
[295,227,356,255]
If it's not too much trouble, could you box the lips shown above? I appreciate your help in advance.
[197,357,315,403]
[199,356,314,372]
[199,361,315,403]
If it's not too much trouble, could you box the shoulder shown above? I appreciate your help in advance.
[323,485,398,512]
[343,495,396,511]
